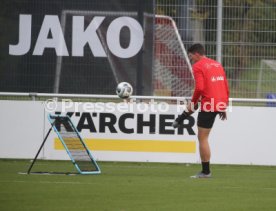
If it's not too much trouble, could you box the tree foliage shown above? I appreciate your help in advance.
[157,0,276,84]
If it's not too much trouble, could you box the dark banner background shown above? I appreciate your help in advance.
[0,0,154,95]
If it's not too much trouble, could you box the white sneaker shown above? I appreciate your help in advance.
[190,172,212,179]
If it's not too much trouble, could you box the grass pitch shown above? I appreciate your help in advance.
[0,159,276,211]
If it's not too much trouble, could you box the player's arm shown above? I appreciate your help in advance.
[190,66,204,106]
[172,67,203,128]
[219,70,229,121]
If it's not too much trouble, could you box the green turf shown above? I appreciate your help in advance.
[0,159,276,211]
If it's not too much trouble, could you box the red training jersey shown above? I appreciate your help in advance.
[191,57,229,112]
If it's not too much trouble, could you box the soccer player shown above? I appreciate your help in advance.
[172,43,229,178]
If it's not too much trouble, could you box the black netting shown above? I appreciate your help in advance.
[54,116,98,172]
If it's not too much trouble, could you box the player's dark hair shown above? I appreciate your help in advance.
[188,43,205,55]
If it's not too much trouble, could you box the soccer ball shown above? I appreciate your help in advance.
[116,82,133,99]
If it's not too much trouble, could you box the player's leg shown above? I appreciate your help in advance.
[191,111,218,178]
[198,126,212,173]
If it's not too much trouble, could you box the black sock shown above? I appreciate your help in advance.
[201,161,210,174]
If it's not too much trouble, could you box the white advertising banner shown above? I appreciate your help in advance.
[43,100,198,163]
[0,100,276,165]
[0,101,45,158]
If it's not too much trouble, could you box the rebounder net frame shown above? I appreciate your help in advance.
[27,114,101,175]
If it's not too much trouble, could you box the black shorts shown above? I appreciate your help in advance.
[197,111,219,129]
